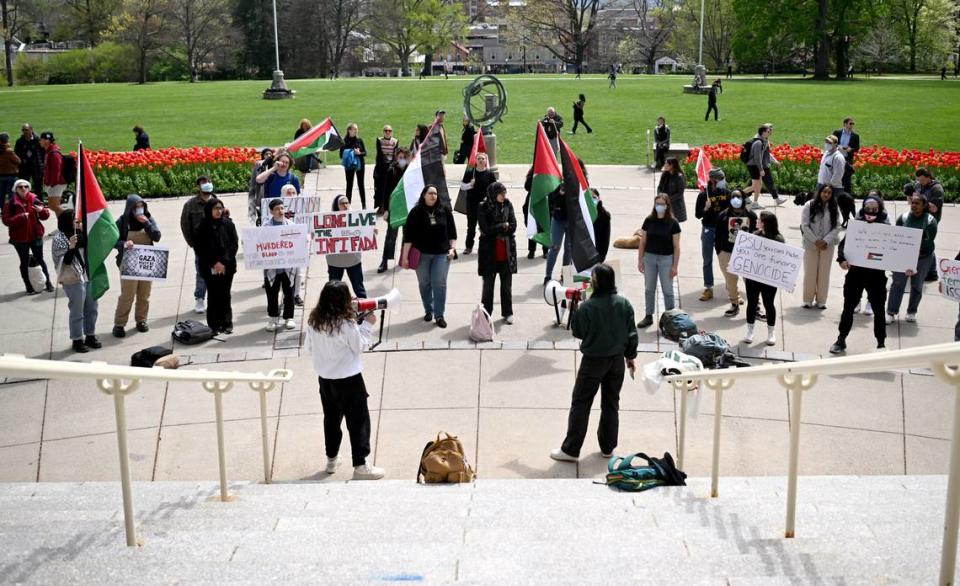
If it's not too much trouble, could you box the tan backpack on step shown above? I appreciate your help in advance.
[417,432,476,484]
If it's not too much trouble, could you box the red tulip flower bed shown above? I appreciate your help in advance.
[80,147,260,199]
[682,143,959,200]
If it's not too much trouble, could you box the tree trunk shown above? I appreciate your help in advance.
[423,53,433,76]
[2,0,12,87]
[814,0,830,79]
[139,44,148,84]
[835,35,848,79]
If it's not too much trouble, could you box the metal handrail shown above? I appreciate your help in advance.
[662,342,960,586]
[0,354,294,548]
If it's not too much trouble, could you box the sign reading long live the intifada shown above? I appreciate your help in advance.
[843,219,922,273]
[311,210,378,255]
[242,224,311,270]
[727,231,803,293]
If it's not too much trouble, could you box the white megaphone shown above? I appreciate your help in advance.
[354,288,401,313]
[543,280,585,327]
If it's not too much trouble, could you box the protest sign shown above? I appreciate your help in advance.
[843,220,921,273]
[728,232,803,293]
[242,224,311,270]
[937,258,960,302]
[310,209,379,255]
[120,245,170,282]
[260,196,327,225]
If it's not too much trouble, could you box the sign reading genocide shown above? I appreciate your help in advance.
[241,224,311,270]
[843,219,922,273]
[260,196,327,225]
[937,258,960,302]
[727,231,803,293]
[310,209,379,255]
[120,245,170,282]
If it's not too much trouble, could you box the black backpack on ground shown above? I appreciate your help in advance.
[659,309,698,342]
[61,154,77,184]
[680,332,730,369]
[131,346,173,367]
[172,320,215,345]
[739,138,759,164]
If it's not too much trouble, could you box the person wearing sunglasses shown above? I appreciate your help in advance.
[373,125,397,213]
[3,179,53,295]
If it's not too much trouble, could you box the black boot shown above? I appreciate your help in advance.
[44,280,55,292]
[85,335,102,349]
[72,340,89,353]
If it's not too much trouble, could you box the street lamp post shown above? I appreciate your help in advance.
[263,0,294,99]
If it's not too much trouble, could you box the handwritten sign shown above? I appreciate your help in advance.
[727,232,802,293]
[242,224,311,270]
[843,220,921,273]
[938,259,960,302]
[260,196,327,225]
[120,245,169,282]
[310,209,378,255]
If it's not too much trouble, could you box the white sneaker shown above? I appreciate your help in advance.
[774,196,788,206]
[853,301,862,314]
[885,313,896,325]
[284,318,296,330]
[749,201,763,210]
[353,463,385,480]
[194,298,206,314]
[742,323,754,344]
[863,302,874,316]
[265,319,278,332]
[504,315,515,325]
[766,325,777,346]
[549,448,578,462]
[905,312,917,323]
[600,451,613,459]
[325,456,340,474]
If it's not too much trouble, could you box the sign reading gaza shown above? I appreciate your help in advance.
[120,245,170,282]
[727,231,803,293]
[311,210,378,255]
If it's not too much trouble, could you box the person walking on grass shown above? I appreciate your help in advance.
[39,132,67,216]
[478,181,517,324]
[180,175,216,314]
[830,194,890,354]
[3,179,53,295]
[743,123,787,209]
[800,184,841,309]
[886,193,938,325]
[571,94,592,135]
[742,211,783,346]
[52,210,101,354]
[327,195,367,300]
[653,117,670,171]
[461,152,495,255]
[636,194,681,329]
[400,185,458,329]
[608,69,617,89]
[550,264,638,463]
[306,280,384,481]
[715,190,757,317]
[705,79,722,121]
[657,157,687,223]
[112,194,161,338]
[262,199,299,332]
[196,198,238,335]
[694,168,730,302]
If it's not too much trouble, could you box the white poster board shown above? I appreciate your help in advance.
[242,224,311,270]
[937,258,960,302]
[310,209,379,255]
[261,196,327,225]
[120,245,170,282]
[843,220,922,273]
[727,231,803,293]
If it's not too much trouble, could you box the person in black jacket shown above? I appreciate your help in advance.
[462,152,495,255]
[705,79,722,121]
[832,118,860,194]
[657,157,687,222]
[571,94,592,135]
[591,188,611,263]
[14,124,43,193]
[478,181,517,323]
[377,147,409,273]
[340,123,367,207]
[454,117,476,164]
[715,190,757,317]
[522,166,549,259]
[830,193,889,354]
[132,126,151,151]
[400,185,458,328]
[196,198,239,334]
[694,168,730,301]
[373,125,398,211]
[653,117,670,170]
[112,194,162,337]
[541,107,563,155]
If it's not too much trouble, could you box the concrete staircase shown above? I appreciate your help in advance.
[0,476,949,584]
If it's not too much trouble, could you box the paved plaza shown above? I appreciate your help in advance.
[1,164,958,484]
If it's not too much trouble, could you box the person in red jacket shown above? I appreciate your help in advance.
[3,179,53,294]
[39,131,67,216]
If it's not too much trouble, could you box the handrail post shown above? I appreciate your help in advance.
[672,379,696,470]
[202,380,235,502]
[250,375,282,484]
[705,377,734,498]
[778,373,817,538]
[96,376,141,547]
[934,363,960,586]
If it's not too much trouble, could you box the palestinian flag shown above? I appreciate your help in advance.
[76,144,120,300]
[526,123,561,247]
[286,117,343,157]
[695,147,712,190]
[389,118,448,229]
[558,139,599,272]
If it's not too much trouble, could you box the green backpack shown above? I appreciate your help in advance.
[602,452,687,492]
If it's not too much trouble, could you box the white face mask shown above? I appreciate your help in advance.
[824,142,833,152]
[200,182,213,193]
[397,159,408,169]
[717,180,728,190]
[133,207,144,216]
[655,204,667,216]
[730,197,743,209]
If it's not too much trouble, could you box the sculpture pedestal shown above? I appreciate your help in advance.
[263,70,295,100]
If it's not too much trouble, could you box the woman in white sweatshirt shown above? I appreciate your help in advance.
[800,184,841,308]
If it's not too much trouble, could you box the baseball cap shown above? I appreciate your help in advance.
[40,131,55,141]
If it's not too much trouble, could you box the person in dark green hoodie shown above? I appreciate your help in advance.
[113,194,162,337]
[886,193,938,324]
[551,264,638,462]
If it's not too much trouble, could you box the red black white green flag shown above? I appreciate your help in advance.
[286,117,343,157]
[558,139,599,272]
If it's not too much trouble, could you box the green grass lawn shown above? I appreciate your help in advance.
[2,74,958,163]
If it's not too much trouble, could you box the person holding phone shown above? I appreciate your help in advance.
[53,210,101,353]
[112,194,162,337]
[3,179,53,294]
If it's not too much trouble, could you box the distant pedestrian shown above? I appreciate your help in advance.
[4,179,53,295]
[653,117,670,171]
[0,132,20,207]
[694,168,730,302]
[608,70,617,88]
[477,181,517,324]
[327,195,367,299]
[636,194,681,328]
[400,184,458,328]
[550,263,638,462]
[832,117,860,196]
[52,209,100,354]
[39,131,67,216]
[340,123,367,207]
[726,64,733,79]
[886,194,938,324]
[195,197,238,334]
[571,94,592,134]
[112,194,161,338]
[180,175,216,314]
[657,157,687,223]
[705,79,722,121]
[743,123,787,208]
[15,124,44,196]
[943,67,948,80]
[377,147,410,273]
[262,199,299,332]
[800,184,840,309]
[132,126,150,151]
[373,125,398,212]
[817,135,852,226]
[434,110,449,158]
[742,211,783,346]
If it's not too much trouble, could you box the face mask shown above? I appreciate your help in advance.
[730,197,743,209]
[717,180,728,190]
[200,182,213,193]
[397,159,408,169]
[824,142,833,152]
[591,197,599,205]
[655,204,667,216]
[133,207,144,216]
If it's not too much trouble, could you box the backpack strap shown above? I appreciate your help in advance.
[416,440,435,484]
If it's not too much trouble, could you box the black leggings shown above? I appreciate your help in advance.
[838,269,887,344]
[13,240,50,290]
[572,117,592,133]
[745,279,777,326]
[705,102,719,121]
[345,166,366,208]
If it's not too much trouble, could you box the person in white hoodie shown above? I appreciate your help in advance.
[800,184,841,309]
[817,134,854,226]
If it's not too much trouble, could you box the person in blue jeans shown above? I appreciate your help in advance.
[636,194,681,328]
[327,195,367,299]
[544,184,571,284]
[693,168,730,302]
[52,210,101,354]
[886,194,938,324]
[400,185,458,328]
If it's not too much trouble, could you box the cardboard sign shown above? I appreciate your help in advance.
[843,220,922,273]
[310,209,379,255]
[260,196,327,225]
[120,245,169,282]
[937,258,960,302]
[727,232,803,293]
[242,224,311,270]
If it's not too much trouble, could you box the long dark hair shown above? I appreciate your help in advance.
[416,184,445,210]
[809,184,839,229]
[758,211,781,239]
[592,263,617,296]
[647,193,674,222]
[308,281,355,334]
